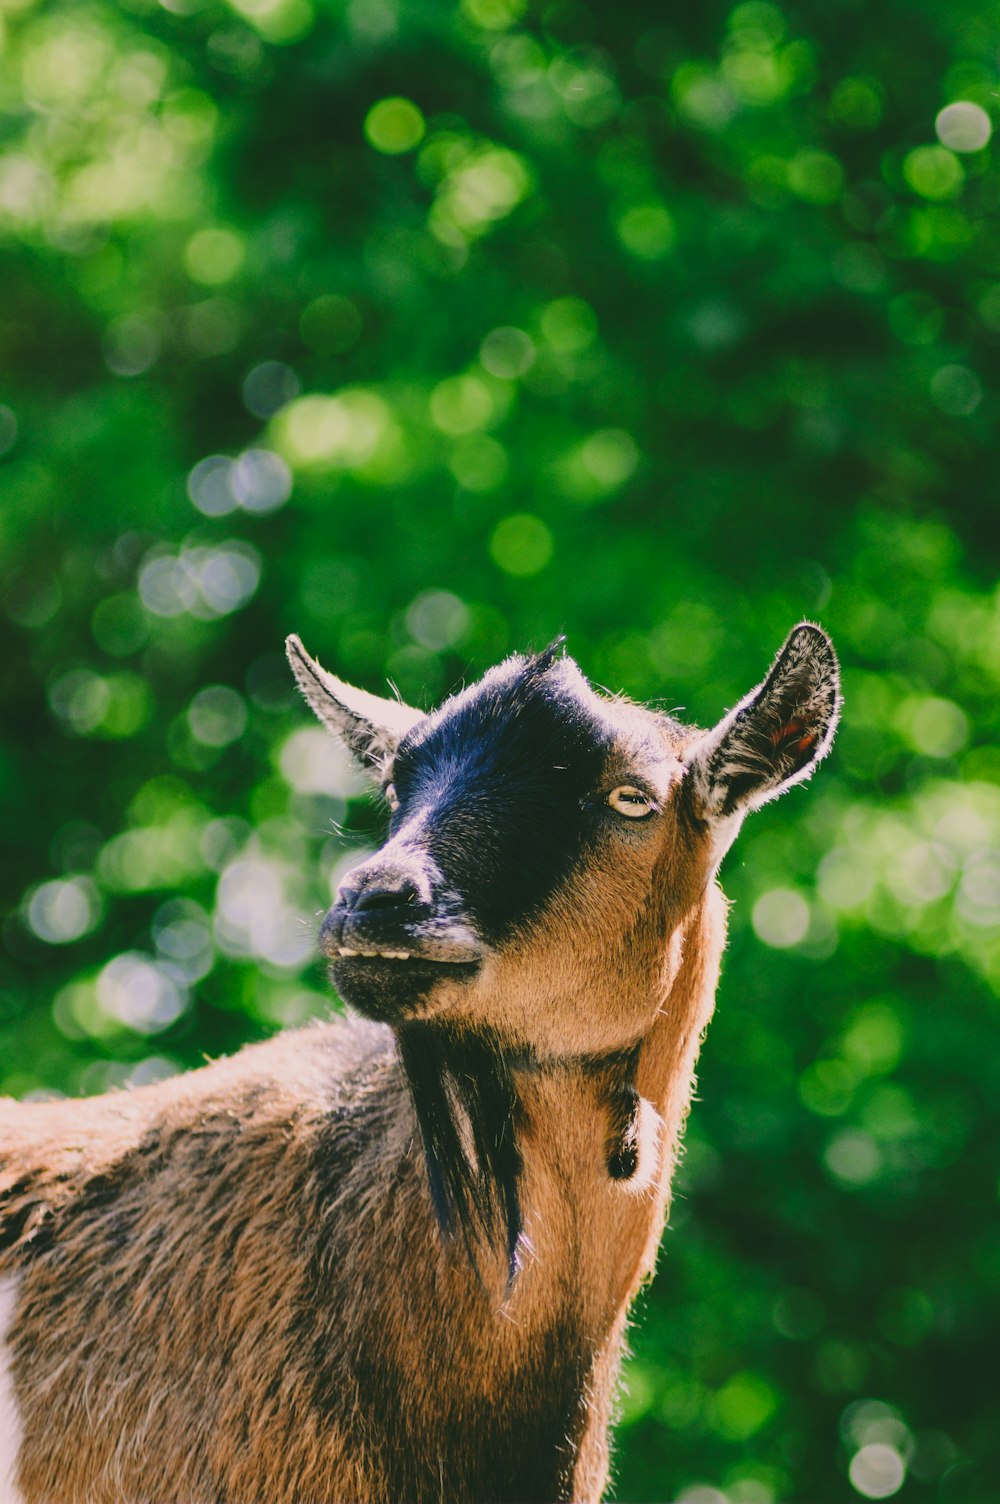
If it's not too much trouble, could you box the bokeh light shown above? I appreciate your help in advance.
[364,96,426,154]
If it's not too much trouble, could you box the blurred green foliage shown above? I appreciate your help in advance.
[1,0,998,1499]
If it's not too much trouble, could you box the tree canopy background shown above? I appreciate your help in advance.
[1,0,998,1499]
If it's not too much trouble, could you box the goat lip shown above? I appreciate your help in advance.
[332,954,482,974]
[323,919,484,967]
[331,945,483,968]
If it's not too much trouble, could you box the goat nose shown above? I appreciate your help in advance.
[351,877,421,913]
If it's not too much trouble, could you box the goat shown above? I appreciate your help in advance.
[0,623,839,1504]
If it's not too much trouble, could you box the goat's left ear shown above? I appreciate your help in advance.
[685,623,841,823]
[285,634,424,775]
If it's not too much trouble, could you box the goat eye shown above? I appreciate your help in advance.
[607,785,655,819]
[384,782,400,812]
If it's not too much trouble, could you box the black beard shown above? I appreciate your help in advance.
[396,1023,522,1281]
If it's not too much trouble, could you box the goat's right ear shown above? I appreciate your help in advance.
[684,623,841,829]
[285,634,424,775]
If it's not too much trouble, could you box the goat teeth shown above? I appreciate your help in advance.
[340,947,411,960]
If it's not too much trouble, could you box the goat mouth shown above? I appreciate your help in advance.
[320,913,484,966]
[333,947,479,964]
[319,913,484,1019]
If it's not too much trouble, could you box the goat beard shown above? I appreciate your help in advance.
[395,1022,522,1282]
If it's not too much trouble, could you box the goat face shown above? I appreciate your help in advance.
[308,645,685,1039]
[288,625,840,1055]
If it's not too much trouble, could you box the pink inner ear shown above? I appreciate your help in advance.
[770,718,817,754]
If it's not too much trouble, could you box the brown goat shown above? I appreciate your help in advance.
[0,624,840,1503]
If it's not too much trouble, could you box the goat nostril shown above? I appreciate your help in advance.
[353,880,421,914]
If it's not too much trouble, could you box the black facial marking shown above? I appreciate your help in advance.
[391,652,613,947]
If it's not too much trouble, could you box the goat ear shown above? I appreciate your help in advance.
[285,634,424,774]
[685,623,840,823]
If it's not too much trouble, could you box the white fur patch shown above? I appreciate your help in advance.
[622,1097,662,1196]
[0,1275,24,1504]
